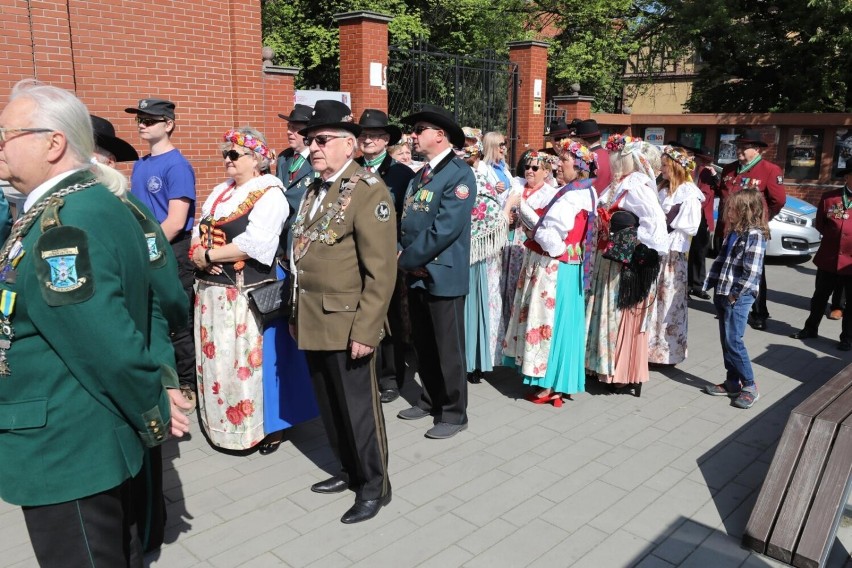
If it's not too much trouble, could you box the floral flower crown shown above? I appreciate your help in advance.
[555,139,598,171]
[462,126,483,158]
[663,145,696,172]
[605,134,642,153]
[224,129,275,161]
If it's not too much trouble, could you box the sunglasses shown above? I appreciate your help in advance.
[136,116,168,127]
[499,142,507,148]
[413,125,441,135]
[304,134,347,147]
[222,149,252,161]
[524,164,540,172]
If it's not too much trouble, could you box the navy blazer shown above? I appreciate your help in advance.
[398,152,476,297]
[276,150,315,257]
[357,153,416,217]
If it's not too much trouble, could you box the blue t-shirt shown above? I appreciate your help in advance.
[130,148,196,232]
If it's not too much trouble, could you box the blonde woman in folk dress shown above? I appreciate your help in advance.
[585,137,668,396]
[190,128,288,450]
[504,141,598,406]
[647,145,703,365]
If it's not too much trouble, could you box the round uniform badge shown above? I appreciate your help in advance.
[375,201,391,222]
[454,184,470,199]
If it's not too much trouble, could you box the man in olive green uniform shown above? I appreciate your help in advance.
[290,100,396,524]
[0,80,187,567]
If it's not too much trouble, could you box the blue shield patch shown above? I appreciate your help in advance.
[44,250,86,292]
[145,233,163,262]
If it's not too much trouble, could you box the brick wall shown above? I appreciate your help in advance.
[508,41,548,152]
[336,12,393,118]
[1,0,293,211]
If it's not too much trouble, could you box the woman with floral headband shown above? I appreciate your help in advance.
[647,145,703,365]
[500,151,555,355]
[190,127,304,451]
[461,127,511,383]
[503,142,597,405]
[585,135,667,397]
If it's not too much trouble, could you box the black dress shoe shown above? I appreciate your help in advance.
[380,388,400,403]
[749,316,767,331]
[340,493,392,524]
[688,288,711,300]
[838,339,852,351]
[790,328,818,340]
[311,476,349,494]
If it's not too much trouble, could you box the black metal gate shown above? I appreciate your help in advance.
[387,41,519,166]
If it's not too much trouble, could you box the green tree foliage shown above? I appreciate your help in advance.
[654,0,852,112]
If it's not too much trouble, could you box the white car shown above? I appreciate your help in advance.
[713,195,821,257]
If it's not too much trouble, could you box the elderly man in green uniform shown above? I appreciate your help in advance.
[289,100,396,524]
[0,80,188,567]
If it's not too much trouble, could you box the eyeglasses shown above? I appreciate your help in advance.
[222,149,252,161]
[0,127,54,143]
[304,134,348,147]
[135,116,167,127]
[413,125,441,135]
[524,164,540,171]
[499,142,507,148]
[358,132,388,141]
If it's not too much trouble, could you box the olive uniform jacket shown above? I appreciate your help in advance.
[398,151,477,297]
[0,171,174,507]
[292,161,397,351]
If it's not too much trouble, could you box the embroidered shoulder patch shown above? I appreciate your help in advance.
[454,184,470,199]
[145,233,163,263]
[375,201,391,222]
[34,226,94,306]
[776,175,783,185]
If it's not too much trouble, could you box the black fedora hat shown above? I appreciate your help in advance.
[573,119,601,139]
[401,104,465,148]
[837,166,852,177]
[91,115,139,163]
[297,100,361,137]
[548,117,572,139]
[124,98,175,120]
[278,104,313,123]
[357,109,402,146]
[735,130,768,148]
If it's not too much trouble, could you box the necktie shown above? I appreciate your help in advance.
[420,164,432,183]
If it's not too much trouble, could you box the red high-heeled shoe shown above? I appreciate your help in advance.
[525,390,553,404]
[549,394,563,408]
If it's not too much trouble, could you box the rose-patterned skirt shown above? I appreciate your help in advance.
[195,281,265,450]
[647,251,689,365]
[502,250,559,379]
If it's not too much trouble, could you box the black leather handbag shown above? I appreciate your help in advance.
[247,279,289,324]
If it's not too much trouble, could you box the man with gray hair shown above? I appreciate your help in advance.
[290,100,396,524]
[0,79,187,566]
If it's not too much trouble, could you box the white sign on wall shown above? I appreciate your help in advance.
[295,90,352,108]
[644,127,665,146]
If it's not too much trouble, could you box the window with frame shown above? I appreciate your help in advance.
[784,127,823,180]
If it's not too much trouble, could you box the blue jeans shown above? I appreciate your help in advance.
[714,293,757,390]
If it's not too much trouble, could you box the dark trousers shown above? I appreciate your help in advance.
[804,269,852,340]
[377,273,407,392]
[751,263,770,319]
[306,350,390,501]
[688,216,711,289]
[23,478,142,568]
[170,236,196,389]
[407,289,468,425]
[131,447,165,553]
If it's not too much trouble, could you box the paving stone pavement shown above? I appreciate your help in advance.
[2,259,852,567]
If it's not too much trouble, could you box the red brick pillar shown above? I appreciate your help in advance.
[334,11,393,118]
[552,93,595,124]
[261,49,298,161]
[508,40,549,152]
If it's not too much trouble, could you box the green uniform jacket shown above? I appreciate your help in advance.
[0,171,173,507]
[293,162,396,351]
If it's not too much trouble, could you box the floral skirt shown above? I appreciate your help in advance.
[465,256,504,372]
[195,281,265,450]
[503,250,559,378]
[585,252,622,377]
[647,251,688,365]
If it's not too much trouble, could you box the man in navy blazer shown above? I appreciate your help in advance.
[396,105,476,439]
[275,104,315,257]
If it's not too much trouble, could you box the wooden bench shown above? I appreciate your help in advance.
[743,363,852,568]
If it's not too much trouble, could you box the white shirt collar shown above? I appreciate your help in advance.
[428,147,454,169]
[23,169,85,212]
[299,148,310,159]
[323,160,354,184]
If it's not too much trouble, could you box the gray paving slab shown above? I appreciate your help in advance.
[2,261,852,568]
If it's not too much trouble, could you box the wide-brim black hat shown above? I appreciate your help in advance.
[298,100,361,137]
[837,166,852,177]
[91,115,139,162]
[124,98,175,120]
[548,117,572,138]
[278,104,313,123]
[401,104,465,148]
[735,130,768,148]
[357,109,402,146]
[573,119,600,139]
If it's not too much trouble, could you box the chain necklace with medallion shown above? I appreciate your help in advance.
[0,179,97,375]
[291,176,358,262]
